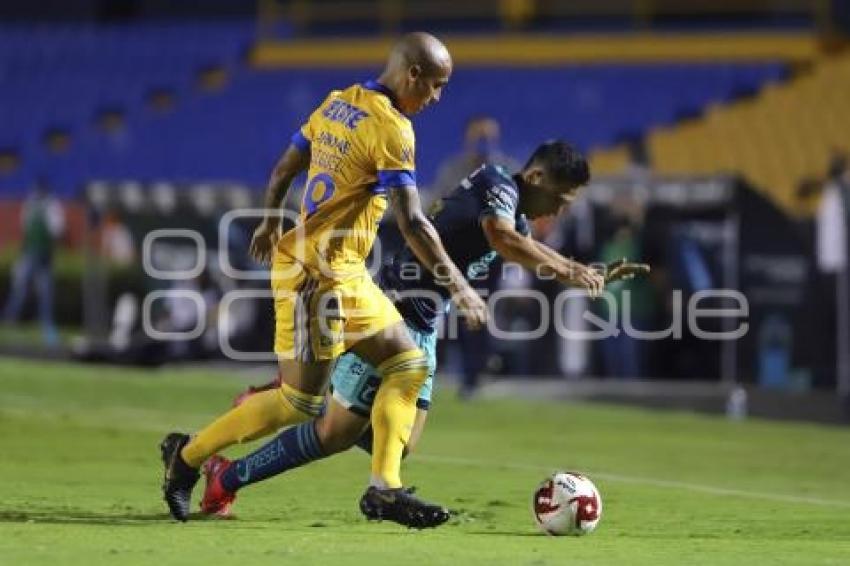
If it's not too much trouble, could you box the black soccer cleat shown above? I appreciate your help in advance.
[359,486,451,529]
[160,432,200,522]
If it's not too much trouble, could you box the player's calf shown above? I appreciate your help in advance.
[314,403,368,455]
[203,419,328,509]
[369,349,429,488]
[354,425,413,459]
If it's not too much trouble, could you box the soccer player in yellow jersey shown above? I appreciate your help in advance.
[161,32,487,528]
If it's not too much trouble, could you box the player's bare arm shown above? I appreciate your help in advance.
[481,215,606,297]
[390,185,487,328]
[249,143,311,265]
[530,237,651,288]
[602,257,651,284]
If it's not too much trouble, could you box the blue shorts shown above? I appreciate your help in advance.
[330,322,437,417]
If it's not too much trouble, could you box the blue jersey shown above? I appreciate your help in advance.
[379,164,530,332]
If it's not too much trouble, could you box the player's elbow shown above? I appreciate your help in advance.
[270,162,299,187]
[490,238,519,263]
[482,217,526,260]
[487,229,527,264]
[271,144,310,183]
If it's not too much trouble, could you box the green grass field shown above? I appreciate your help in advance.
[1,358,848,565]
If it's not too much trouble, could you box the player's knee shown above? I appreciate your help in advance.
[379,349,429,387]
[279,382,324,419]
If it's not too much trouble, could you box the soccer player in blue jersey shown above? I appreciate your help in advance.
[198,140,649,518]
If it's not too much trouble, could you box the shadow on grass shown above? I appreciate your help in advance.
[463,530,544,537]
[0,508,226,526]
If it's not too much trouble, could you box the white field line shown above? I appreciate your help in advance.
[417,454,850,509]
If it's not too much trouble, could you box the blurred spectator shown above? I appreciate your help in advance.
[551,195,596,378]
[2,180,65,345]
[489,260,536,375]
[430,116,520,398]
[100,209,135,266]
[816,152,849,274]
[73,268,223,366]
[161,269,223,360]
[430,115,521,199]
[596,214,656,379]
[526,215,575,376]
[816,151,850,395]
[624,138,652,185]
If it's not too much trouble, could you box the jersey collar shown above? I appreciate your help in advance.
[363,80,403,113]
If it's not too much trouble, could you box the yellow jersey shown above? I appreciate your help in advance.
[276,80,416,280]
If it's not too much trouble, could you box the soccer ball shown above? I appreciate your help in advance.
[532,472,602,536]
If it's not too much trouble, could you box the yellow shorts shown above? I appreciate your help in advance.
[271,255,402,361]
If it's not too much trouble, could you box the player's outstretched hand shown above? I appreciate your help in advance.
[453,284,488,330]
[571,265,606,299]
[250,218,280,266]
[603,258,651,285]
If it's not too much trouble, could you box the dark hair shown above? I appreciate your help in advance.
[524,140,590,187]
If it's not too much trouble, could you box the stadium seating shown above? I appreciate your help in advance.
[0,23,788,198]
[0,23,254,196]
[79,63,787,192]
[593,52,850,215]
